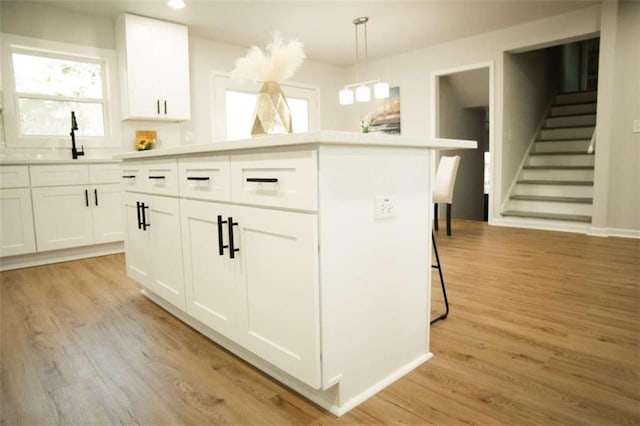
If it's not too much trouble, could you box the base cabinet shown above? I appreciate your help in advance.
[125,193,185,311]
[180,199,321,387]
[0,188,36,257]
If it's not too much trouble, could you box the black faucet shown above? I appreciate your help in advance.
[70,111,85,160]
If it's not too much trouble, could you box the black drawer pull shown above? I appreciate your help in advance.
[187,176,210,181]
[141,203,150,231]
[246,178,278,183]
[84,189,89,207]
[228,216,239,259]
[157,100,160,114]
[217,215,228,256]
[148,176,166,179]
[122,175,136,179]
[136,201,142,230]
[94,189,98,206]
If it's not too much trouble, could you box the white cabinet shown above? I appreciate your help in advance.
[0,188,36,257]
[124,193,185,311]
[30,164,124,252]
[180,199,320,387]
[0,165,36,257]
[116,13,190,121]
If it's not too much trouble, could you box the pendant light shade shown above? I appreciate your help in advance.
[339,88,354,105]
[374,81,390,99]
[355,85,371,102]
[339,17,390,105]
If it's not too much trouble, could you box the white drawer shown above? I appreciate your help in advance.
[90,163,121,184]
[230,150,317,210]
[143,159,179,196]
[178,156,231,201]
[121,162,145,192]
[30,164,89,187]
[0,166,30,188]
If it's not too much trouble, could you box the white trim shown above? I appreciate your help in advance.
[493,216,590,235]
[0,241,124,271]
[1,33,121,150]
[605,228,640,239]
[430,60,495,221]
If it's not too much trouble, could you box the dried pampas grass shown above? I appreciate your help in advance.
[231,32,305,82]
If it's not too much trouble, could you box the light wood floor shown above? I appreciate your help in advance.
[2,220,639,425]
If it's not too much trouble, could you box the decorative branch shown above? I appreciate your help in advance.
[231,32,305,83]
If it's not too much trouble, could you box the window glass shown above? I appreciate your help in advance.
[18,99,104,136]
[12,53,103,99]
[225,91,309,140]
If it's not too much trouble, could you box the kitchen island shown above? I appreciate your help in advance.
[114,131,475,416]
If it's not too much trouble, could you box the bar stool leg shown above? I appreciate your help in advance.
[430,231,449,325]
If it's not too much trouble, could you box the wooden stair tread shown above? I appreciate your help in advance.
[523,165,594,170]
[536,139,590,143]
[551,100,598,107]
[502,210,592,222]
[529,151,593,156]
[541,124,596,130]
[510,195,593,203]
[546,112,597,118]
[517,180,594,186]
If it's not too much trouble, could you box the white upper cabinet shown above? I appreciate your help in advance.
[116,14,191,121]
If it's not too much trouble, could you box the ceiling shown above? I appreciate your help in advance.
[30,0,597,66]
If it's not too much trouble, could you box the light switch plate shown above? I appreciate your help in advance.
[633,119,640,134]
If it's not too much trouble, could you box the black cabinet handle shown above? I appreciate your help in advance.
[228,217,239,259]
[187,176,210,181]
[217,215,228,256]
[84,189,89,207]
[157,99,160,114]
[148,176,166,179]
[141,203,150,231]
[94,189,98,206]
[122,175,136,179]
[246,178,278,183]
[136,202,142,230]
[164,100,167,115]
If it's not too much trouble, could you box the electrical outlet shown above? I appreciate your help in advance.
[375,195,396,219]
[633,119,640,134]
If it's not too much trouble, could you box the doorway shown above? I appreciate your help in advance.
[432,64,492,223]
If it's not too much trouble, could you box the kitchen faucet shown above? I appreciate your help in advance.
[70,111,85,160]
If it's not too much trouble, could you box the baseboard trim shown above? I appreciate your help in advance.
[605,228,640,239]
[0,241,124,271]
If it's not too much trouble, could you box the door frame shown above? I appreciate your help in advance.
[430,61,496,223]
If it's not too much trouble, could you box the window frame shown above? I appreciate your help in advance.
[1,33,121,149]
[212,72,320,141]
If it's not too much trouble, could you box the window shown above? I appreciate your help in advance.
[213,74,319,141]
[12,52,106,137]
[1,34,120,148]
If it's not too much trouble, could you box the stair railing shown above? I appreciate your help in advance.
[588,127,596,154]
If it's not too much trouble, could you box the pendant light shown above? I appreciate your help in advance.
[339,17,390,105]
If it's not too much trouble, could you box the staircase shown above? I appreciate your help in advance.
[503,90,597,224]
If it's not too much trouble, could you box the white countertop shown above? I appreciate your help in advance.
[0,158,120,166]
[114,131,477,160]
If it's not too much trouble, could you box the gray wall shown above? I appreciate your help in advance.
[502,48,552,200]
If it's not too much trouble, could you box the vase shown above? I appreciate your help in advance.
[251,81,293,136]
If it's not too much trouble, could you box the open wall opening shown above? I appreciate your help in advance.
[435,67,490,222]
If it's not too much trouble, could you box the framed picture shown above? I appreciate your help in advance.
[365,87,401,135]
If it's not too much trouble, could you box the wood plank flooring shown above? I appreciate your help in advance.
[2,220,639,425]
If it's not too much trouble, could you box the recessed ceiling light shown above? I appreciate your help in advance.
[168,0,185,9]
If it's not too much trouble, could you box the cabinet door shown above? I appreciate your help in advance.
[158,20,190,120]
[147,195,186,311]
[121,14,159,119]
[0,188,36,257]
[123,193,152,286]
[181,200,237,339]
[91,184,124,244]
[234,206,321,389]
[32,186,94,251]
